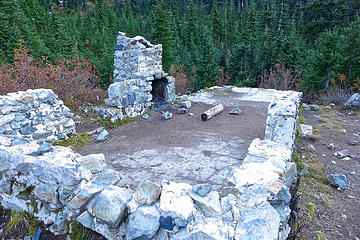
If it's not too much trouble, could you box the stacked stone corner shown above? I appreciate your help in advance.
[101,32,176,122]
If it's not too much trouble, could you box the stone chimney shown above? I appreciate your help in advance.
[103,32,175,121]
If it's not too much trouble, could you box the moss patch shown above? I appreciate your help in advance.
[70,221,105,240]
[6,210,39,236]
[53,132,92,150]
[98,111,151,129]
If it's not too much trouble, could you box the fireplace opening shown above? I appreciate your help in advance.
[151,77,168,103]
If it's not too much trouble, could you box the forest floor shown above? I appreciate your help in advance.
[294,103,360,240]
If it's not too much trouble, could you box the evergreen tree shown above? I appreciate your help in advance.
[152,0,177,71]
[194,29,220,90]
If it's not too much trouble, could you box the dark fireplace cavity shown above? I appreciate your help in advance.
[151,77,168,103]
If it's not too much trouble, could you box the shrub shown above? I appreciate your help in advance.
[216,67,230,86]
[169,64,194,95]
[258,61,302,91]
[0,41,106,110]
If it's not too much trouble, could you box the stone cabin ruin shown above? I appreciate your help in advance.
[103,32,175,121]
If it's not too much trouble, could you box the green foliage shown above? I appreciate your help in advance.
[307,202,316,221]
[98,112,150,128]
[298,115,306,124]
[6,210,38,236]
[53,132,91,149]
[317,231,324,240]
[152,0,176,71]
[70,221,103,240]
[0,202,5,215]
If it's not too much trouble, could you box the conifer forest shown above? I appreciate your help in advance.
[0,0,359,95]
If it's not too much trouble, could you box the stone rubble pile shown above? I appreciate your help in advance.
[102,32,175,123]
[0,86,302,240]
[0,89,75,146]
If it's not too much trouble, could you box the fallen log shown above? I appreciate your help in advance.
[201,104,224,121]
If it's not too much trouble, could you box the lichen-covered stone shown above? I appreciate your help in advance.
[134,180,161,205]
[234,201,280,240]
[87,185,133,228]
[159,181,194,232]
[126,205,160,240]
[189,191,221,218]
[76,154,107,174]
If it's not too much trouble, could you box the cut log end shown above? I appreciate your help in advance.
[201,113,208,121]
[201,104,224,121]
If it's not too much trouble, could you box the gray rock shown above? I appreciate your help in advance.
[234,201,280,240]
[11,137,32,146]
[32,131,53,140]
[327,143,335,149]
[178,108,187,114]
[34,182,58,203]
[265,115,296,149]
[14,113,25,121]
[19,125,36,135]
[308,104,320,111]
[327,174,347,190]
[18,94,35,104]
[36,142,53,154]
[189,191,221,218]
[299,124,313,138]
[180,101,191,109]
[229,107,243,115]
[69,185,104,209]
[142,113,150,119]
[104,98,121,107]
[10,121,21,129]
[344,93,360,109]
[95,129,108,142]
[87,185,133,228]
[108,82,127,99]
[302,103,310,111]
[49,212,67,235]
[334,149,350,159]
[349,140,359,146]
[187,219,234,240]
[76,211,96,231]
[62,119,75,128]
[35,89,55,100]
[90,169,122,186]
[134,180,161,205]
[300,169,310,176]
[162,111,172,120]
[192,184,212,197]
[159,181,194,232]
[0,113,15,127]
[76,154,107,174]
[126,205,160,240]
[0,171,12,194]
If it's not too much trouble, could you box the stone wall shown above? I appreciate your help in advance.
[0,87,302,240]
[103,32,176,122]
[0,89,75,146]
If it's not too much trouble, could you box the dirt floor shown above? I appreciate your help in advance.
[79,100,269,190]
[294,104,360,240]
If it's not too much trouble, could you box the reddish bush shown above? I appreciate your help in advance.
[0,41,106,110]
[258,61,302,91]
[169,64,194,95]
[216,67,230,86]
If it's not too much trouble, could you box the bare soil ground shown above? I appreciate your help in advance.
[294,104,360,240]
[79,100,269,190]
